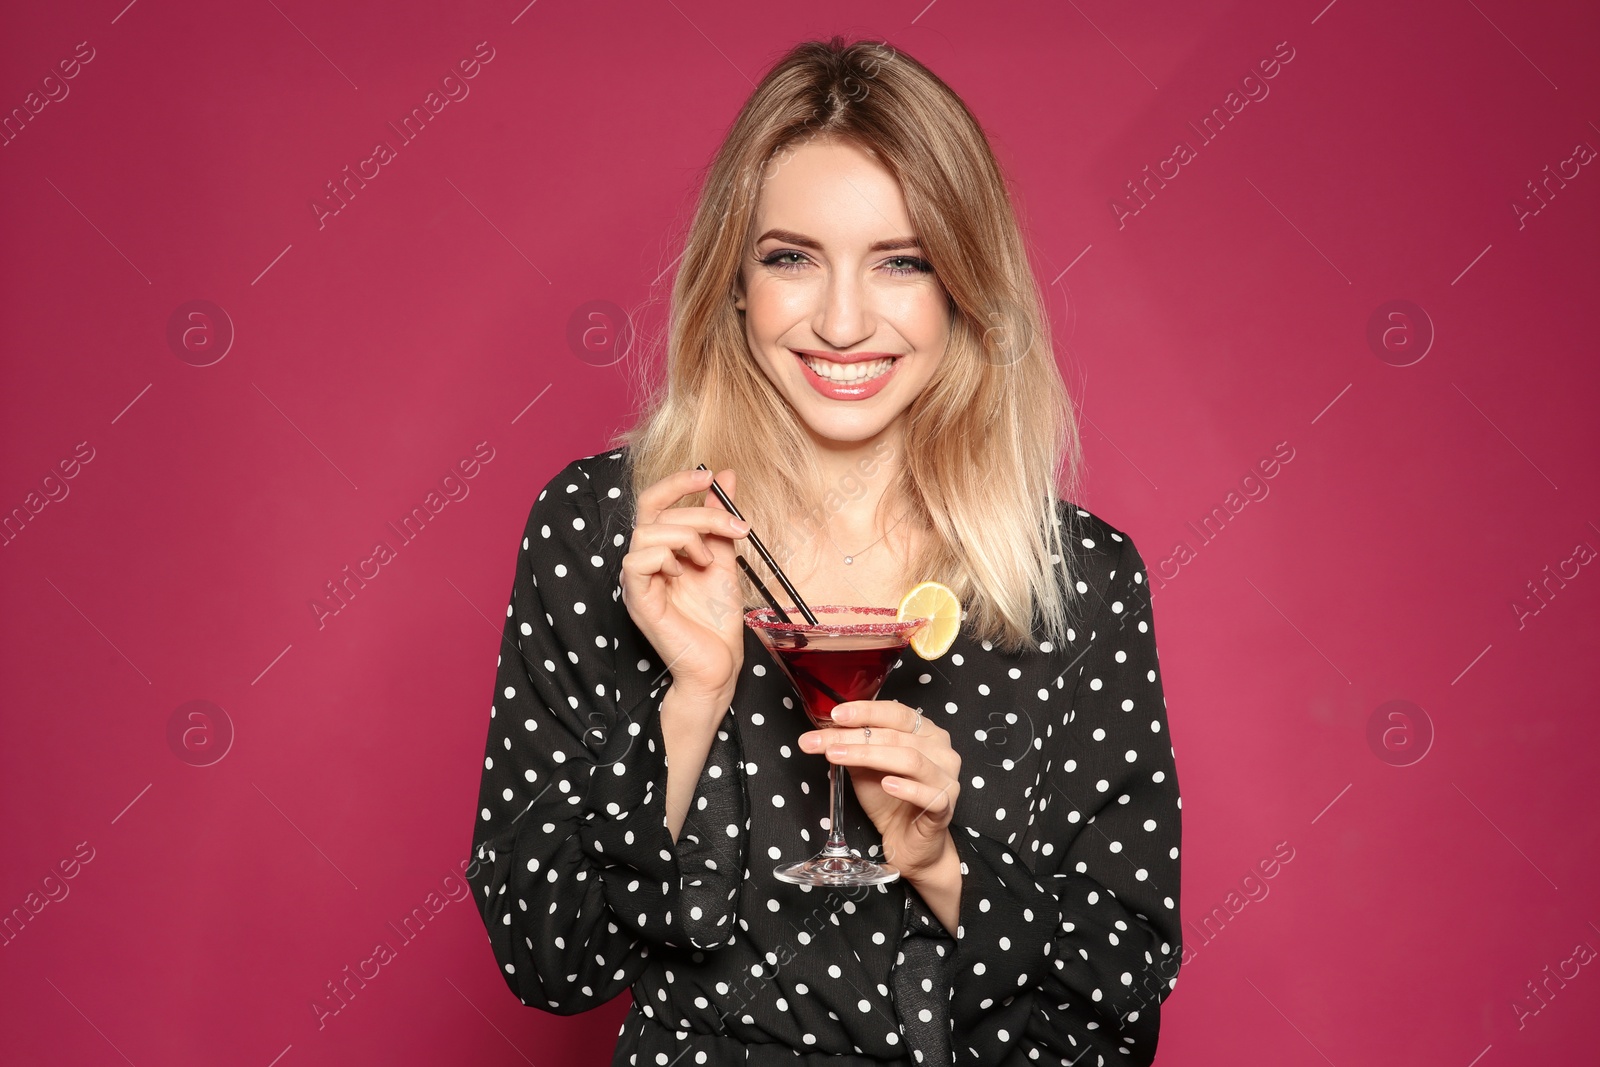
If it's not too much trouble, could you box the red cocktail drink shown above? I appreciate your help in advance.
[772,642,905,727]
[745,605,928,887]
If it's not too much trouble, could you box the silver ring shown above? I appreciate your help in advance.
[911,708,923,735]
[862,726,872,742]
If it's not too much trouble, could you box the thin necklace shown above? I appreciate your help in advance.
[824,510,908,565]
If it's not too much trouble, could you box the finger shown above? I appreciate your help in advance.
[621,545,686,591]
[829,700,907,727]
[880,775,957,821]
[703,468,737,516]
[688,470,747,570]
[660,505,750,541]
[631,524,715,567]
[801,724,944,762]
[636,468,716,526]
[821,742,929,780]
[617,550,681,591]
[831,701,943,740]
[818,726,958,782]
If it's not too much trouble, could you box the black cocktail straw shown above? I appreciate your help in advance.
[698,464,818,626]
[736,555,791,624]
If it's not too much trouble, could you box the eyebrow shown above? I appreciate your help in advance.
[755,228,922,253]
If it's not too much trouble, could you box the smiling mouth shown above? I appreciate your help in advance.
[793,353,898,383]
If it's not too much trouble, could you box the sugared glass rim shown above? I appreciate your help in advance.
[744,604,929,636]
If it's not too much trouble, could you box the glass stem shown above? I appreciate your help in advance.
[823,762,850,856]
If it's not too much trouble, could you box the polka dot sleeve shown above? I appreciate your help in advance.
[468,461,750,1016]
[942,530,1183,1066]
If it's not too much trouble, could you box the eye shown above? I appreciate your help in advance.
[760,250,808,272]
[883,256,934,277]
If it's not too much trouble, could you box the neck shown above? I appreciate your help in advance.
[799,425,908,546]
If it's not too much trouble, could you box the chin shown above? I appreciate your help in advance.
[795,411,901,444]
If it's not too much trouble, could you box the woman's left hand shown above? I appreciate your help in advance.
[799,700,960,880]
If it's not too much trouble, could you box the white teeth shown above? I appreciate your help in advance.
[800,355,894,383]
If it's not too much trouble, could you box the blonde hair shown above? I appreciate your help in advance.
[613,36,1086,652]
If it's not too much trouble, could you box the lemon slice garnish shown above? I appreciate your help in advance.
[898,581,960,660]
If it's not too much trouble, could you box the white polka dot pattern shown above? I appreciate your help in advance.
[469,449,1183,1067]
[470,452,751,1018]
[926,525,1182,1066]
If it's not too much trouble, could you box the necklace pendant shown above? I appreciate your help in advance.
[843,556,854,565]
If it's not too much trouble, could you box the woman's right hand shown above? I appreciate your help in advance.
[621,467,750,706]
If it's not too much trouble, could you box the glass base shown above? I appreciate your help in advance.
[773,851,901,887]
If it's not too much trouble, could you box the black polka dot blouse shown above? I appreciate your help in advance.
[470,448,1183,1066]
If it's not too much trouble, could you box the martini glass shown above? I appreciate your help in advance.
[745,605,929,887]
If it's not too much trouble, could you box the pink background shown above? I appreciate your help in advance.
[3,1,1597,1064]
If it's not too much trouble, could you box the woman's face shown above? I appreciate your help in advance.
[734,138,949,449]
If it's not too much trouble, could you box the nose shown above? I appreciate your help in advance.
[811,264,874,350]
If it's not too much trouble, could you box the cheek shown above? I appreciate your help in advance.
[887,286,950,347]
[737,312,791,386]
[745,277,810,335]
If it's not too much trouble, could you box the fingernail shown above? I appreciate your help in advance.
[732,519,750,534]
[832,706,851,721]
[800,734,820,750]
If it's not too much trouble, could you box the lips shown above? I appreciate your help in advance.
[792,351,899,401]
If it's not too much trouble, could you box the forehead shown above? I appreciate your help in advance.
[750,138,914,243]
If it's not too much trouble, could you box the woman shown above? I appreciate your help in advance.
[470,37,1182,1067]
